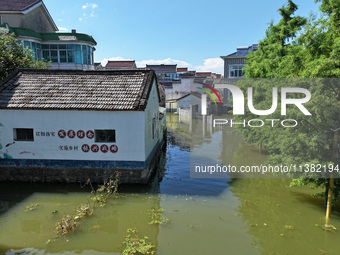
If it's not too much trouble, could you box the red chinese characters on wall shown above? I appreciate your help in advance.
[101,144,109,153]
[91,144,99,153]
[110,145,118,153]
[58,129,118,153]
[58,130,66,138]
[67,130,76,139]
[86,130,94,139]
[77,130,85,139]
[82,144,90,153]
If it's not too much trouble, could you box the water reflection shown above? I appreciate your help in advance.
[1,113,339,255]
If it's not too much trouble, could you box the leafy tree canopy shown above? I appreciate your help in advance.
[0,33,49,80]
[234,0,340,202]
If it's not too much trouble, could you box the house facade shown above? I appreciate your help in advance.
[0,0,97,70]
[0,69,166,183]
[220,44,258,82]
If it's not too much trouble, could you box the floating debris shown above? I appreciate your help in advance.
[25,203,39,212]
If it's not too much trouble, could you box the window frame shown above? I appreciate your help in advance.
[14,128,34,142]
[94,129,116,143]
[229,65,245,78]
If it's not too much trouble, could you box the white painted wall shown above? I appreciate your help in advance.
[144,80,162,160]
[165,78,203,101]
[0,110,146,161]
[177,94,202,113]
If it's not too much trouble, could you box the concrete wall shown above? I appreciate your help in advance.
[144,80,163,160]
[1,5,56,33]
[50,63,95,70]
[165,78,203,101]
[0,110,146,162]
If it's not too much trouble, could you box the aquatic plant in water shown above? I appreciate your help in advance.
[54,173,120,236]
[148,207,170,225]
[122,228,155,255]
[25,203,39,212]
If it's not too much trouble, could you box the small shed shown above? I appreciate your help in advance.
[0,69,166,183]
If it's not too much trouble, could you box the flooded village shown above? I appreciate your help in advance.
[0,0,340,255]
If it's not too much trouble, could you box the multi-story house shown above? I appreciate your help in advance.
[0,0,97,70]
[220,44,258,82]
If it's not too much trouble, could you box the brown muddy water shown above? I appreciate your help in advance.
[0,113,339,255]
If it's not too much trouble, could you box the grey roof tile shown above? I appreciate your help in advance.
[0,69,157,111]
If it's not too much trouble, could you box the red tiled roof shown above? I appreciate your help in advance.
[196,72,212,77]
[177,67,188,72]
[105,60,136,68]
[0,0,41,12]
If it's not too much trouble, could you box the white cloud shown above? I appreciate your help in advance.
[100,57,134,67]
[136,58,193,68]
[79,3,98,22]
[57,26,69,32]
[82,3,98,9]
[194,58,224,74]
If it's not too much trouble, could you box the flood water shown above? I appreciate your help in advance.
[0,113,339,255]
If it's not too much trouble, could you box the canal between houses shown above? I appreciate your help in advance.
[0,113,339,255]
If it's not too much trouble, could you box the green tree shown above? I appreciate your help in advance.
[0,33,49,80]
[234,0,340,217]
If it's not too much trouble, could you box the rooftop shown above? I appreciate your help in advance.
[177,67,188,72]
[0,0,40,12]
[0,23,97,45]
[221,44,258,58]
[105,60,136,69]
[146,64,177,74]
[0,69,157,111]
[196,72,212,77]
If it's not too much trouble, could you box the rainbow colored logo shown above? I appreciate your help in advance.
[198,83,222,106]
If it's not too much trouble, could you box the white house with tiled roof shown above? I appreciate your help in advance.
[0,69,166,183]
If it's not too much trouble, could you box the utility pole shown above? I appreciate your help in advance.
[326,127,339,224]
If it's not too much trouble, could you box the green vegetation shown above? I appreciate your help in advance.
[122,228,156,255]
[25,203,39,212]
[0,33,49,80]
[148,207,170,225]
[234,0,340,216]
[55,173,120,236]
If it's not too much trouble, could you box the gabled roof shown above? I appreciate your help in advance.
[0,0,40,12]
[146,64,177,74]
[177,67,188,72]
[221,44,258,58]
[0,69,158,111]
[0,0,58,32]
[196,72,212,77]
[105,60,136,69]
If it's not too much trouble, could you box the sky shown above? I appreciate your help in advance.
[44,0,321,74]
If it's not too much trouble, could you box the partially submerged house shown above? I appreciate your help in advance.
[0,69,166,183]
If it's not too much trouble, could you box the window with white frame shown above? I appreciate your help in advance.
[229,65,244,78]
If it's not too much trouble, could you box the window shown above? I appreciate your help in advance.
[14,129,34,141]
[229,65,244,78]
[39,44,94,65]
[95,130,116,143]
